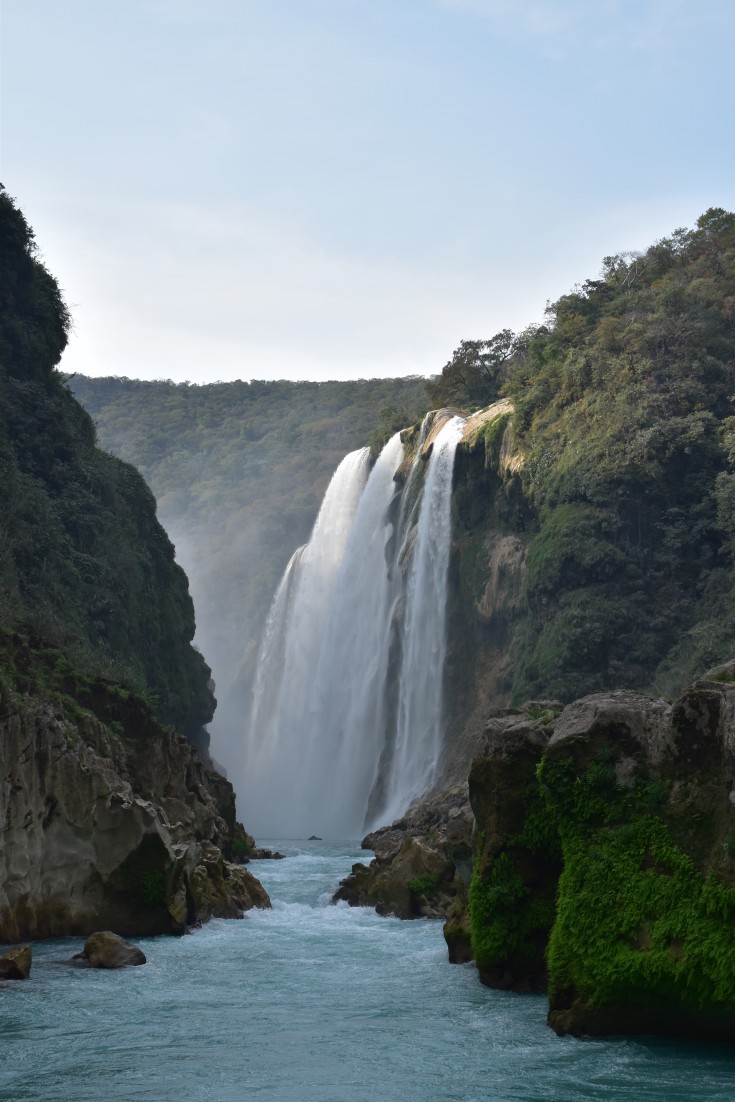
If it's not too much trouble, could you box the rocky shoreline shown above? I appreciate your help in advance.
[334,669,735,1043]
[0,679,270,943]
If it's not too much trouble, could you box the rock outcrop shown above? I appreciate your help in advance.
[333,784,472,920]
[463,706,561,991]
[73,931,146,968]
[0,681,270,942]
[455,668,735,1042]
[0,944,32,979]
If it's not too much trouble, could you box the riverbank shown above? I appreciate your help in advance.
[1,842,733,1102]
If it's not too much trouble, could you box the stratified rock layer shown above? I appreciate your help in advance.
[0,683,269,941]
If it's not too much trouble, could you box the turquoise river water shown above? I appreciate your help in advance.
[1,841,734,1101]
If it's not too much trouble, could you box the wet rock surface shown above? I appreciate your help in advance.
[0,944,32,980]
[73,931,146,969]
[333,784,473,919]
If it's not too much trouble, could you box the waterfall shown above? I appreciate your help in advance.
[243,413,465,839]
[242,448,371,835]
[377,415,466,825]
[306,432,404,836]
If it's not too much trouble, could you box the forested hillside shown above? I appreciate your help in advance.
[442,207,735,707]
[0,186,271,939]
[69,374,428,760]
[0,186,213,739]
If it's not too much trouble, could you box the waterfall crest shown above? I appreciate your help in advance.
[242,414,465,838]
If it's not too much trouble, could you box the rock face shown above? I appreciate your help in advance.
[75,931,146,968]
[333,784,472,920]
[463,707,561,991]
[456,670,735,1042]
[0,190,269,945]
[0,944,32,979]
[0,683,270,942]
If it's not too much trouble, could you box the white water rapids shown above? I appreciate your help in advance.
[241,414,465,838]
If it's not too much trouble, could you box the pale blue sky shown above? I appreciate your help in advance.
[2,0,734,382]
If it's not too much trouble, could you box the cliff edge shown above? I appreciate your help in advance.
[0,187,268,937]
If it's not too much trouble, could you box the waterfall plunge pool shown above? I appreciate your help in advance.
[1,842,733,1101]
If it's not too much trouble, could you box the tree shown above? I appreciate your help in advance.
[426,330,515,409]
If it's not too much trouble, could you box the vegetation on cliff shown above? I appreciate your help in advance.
[0,185,214,739]
[460,676,735,1041]
[443,209,735,709]
[0,187,270,940]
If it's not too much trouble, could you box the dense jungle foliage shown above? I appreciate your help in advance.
[0,186,214,739]
[69,374,428,694]
[443,208,735,702]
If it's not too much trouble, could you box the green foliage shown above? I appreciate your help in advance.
[408,872,440,896]
[469,851,556,972]
[140,870,166,904]
[495,208,735,702]
[479,411,511,470]
[231,837,252,859]
[0,189,214,739]
[426,331,515,409]
[468,781,561,978]
[0,186,71,383]
[547,816,735,1012]
[369,404,419,458]
[541,745,735,1017]
[526,705,560,724]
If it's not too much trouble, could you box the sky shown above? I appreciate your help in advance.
[2,0,734,384]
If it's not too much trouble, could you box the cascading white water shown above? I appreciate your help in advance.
[305,432,404,836]
[242,448,370,835]
[377,415,466,826]
[243,413,465,839]
[247,543,305,774]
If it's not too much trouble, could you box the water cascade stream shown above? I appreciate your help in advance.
[242,413,466,838]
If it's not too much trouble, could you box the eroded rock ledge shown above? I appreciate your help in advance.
[0,682,269,941]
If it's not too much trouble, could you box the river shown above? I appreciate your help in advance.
[1,842,733,1101]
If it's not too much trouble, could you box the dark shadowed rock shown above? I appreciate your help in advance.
[0,944,32,980]
[457,711,559,991]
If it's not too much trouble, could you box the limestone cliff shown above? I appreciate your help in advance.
[0,673,269,941]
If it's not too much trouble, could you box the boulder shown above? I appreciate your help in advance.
[0,944,32,980]
[75,931,146,968]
